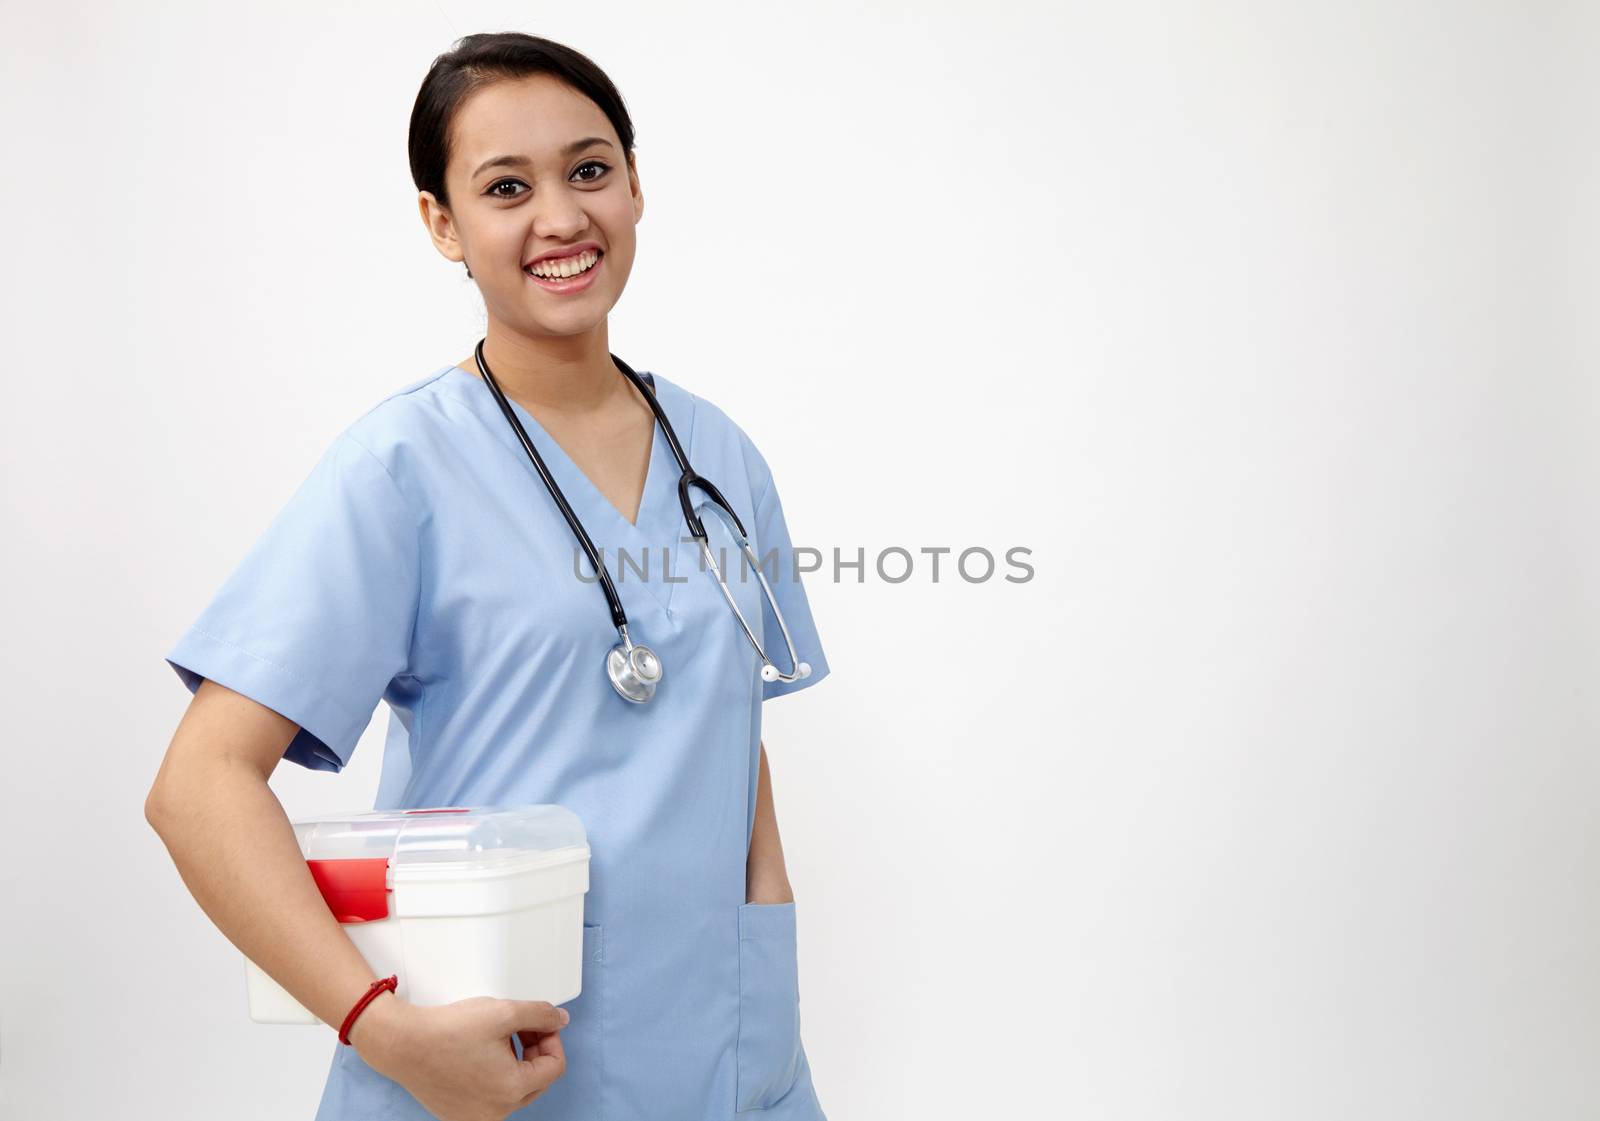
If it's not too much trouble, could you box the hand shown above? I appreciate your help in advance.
[746,878,795,905]
[351,993,568,1121]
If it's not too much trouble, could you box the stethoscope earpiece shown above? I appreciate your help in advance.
[760,660,811,684]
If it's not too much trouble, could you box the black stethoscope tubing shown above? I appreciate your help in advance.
[471,337,747,635]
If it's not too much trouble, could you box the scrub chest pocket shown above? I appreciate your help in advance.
[736,902,804,1111]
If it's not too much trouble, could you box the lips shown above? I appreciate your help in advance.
[524,248,602,277]
[523,249,605,292]
[524,241,604,268]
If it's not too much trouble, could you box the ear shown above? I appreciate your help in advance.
[418,191,465,265]
[627,152,645,224]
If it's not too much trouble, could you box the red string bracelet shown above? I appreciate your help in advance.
[339,975,398,1045]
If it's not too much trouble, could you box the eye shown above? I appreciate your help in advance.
[484,161,611,200]
[486,178,528,199]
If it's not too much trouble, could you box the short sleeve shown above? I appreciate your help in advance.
[751,467,831,701]
[163,432,421,772]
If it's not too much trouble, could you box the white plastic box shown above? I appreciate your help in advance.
[245,804,590,1024]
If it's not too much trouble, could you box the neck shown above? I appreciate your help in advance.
[472,321,622,415]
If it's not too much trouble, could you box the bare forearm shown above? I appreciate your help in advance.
[145,759,400,1048]
[746,742,794,903]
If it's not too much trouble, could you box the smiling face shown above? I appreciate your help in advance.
[418,73,644,340]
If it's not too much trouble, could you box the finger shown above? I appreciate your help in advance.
[512,1037,566,1101]
[503,999,566,1035]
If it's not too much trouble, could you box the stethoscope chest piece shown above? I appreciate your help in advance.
[607,635,663,704]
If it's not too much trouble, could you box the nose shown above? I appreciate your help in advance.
[528,186,592,238]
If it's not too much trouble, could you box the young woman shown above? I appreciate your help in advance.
[145,32,832,1121]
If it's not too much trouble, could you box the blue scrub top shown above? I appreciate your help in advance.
[164,363,832,1120]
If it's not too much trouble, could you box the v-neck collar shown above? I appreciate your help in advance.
[440,363,696,617]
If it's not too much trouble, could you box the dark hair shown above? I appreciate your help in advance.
[408,32,637,210]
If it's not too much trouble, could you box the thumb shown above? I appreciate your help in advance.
[502,998,569,1035]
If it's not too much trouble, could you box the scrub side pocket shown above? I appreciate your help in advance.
[735,902,803,1112]
[518,922,605,1119]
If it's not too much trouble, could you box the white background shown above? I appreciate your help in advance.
[1,1,1596,1118]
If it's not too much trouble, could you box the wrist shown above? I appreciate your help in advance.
[346,989,408,1063]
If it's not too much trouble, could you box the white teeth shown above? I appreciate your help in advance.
[526,250,599,279]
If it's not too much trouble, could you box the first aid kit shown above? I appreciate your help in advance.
[244,804,591,1024]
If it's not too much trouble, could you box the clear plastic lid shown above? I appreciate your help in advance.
[291,804,587,869]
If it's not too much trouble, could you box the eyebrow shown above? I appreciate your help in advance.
[470,137,616,180]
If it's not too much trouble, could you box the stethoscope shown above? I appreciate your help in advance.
[472,338,812,704]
